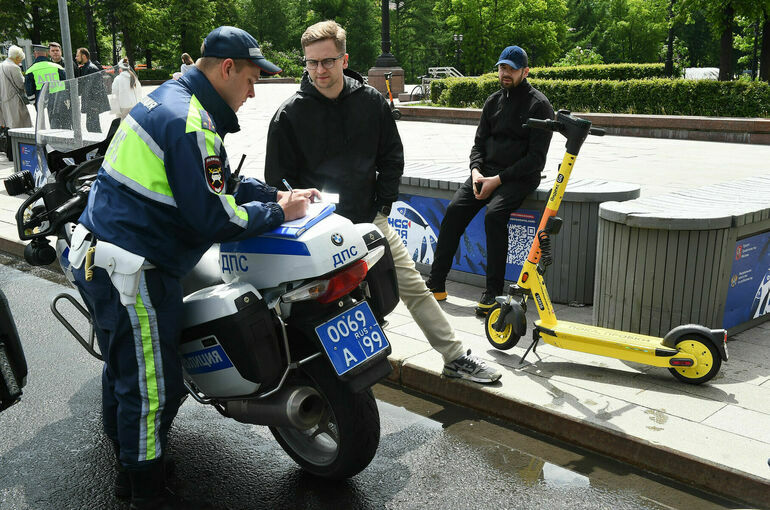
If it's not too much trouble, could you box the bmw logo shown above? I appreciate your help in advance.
[331,233,344,246]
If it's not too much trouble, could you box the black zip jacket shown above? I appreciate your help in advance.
[470,79,554,183]
[265,69,404,224]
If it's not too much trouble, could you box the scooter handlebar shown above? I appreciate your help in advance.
[524,118,606,137]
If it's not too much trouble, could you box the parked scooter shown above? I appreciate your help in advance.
[15,73,399,479]
[383,72,401,120]
[485,110,727,385]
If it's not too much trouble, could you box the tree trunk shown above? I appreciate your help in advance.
[123,28,135,69]
[761,12,770,83]
[112,15,118,65]
[718,3,734,81]
[752,21,759,80]
[145,49,152,70]
[30,1,42,44]
[664,0,675,77]
[83,0,100,63]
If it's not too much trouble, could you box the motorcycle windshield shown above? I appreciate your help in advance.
[35,70,115,153]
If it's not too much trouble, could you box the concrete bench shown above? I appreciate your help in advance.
[595,175,770,336]
[390,162,640,304]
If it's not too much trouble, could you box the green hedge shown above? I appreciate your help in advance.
[431,77,770,117]
[136,69,173,81]
[528,63,673,81]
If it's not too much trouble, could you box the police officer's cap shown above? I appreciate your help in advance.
[202,26,281,75]
[32,44,48,53]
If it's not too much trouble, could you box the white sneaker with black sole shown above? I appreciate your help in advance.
[443,349,502,384]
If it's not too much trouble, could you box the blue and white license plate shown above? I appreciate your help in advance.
[315,301,390,376]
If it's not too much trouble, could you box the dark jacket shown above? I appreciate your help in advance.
[470,79,554,183]
[265,69,404,224]
[77,60,110,114]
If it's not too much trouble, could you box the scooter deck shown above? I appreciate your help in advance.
[535,320,686,367]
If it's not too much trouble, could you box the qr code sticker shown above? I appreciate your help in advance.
[507,225,536,265]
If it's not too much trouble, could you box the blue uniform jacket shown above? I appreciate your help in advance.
[79,67,284,278]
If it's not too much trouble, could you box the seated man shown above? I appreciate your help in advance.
[427,45,554,315]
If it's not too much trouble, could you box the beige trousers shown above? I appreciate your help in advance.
[374,213,465,363]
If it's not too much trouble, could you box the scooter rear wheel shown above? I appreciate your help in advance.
[270,357,380,479]
[668,335,721,385]
[485,304,521,350]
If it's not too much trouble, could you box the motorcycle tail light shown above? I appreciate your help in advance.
[316,259,368,304]
[281,246,384,304]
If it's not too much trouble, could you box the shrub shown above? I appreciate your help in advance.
[432,76,770,117]
[136,68,172,81]
[528,63,673,81]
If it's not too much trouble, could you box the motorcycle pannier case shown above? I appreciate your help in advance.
[180,282,283,398]
[0,290,27,412]
[362,228,399,321]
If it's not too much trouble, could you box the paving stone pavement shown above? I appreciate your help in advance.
[1,82,769,507]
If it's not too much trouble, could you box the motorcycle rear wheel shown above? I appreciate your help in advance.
[270,358,381,479]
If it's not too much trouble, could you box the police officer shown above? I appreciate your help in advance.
[24,44,65,107]
[69,26,317,509]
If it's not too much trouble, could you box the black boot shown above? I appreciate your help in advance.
[128,459,178,510]
[111,440,131,500]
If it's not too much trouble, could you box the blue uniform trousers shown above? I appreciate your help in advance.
[72,264,186,467]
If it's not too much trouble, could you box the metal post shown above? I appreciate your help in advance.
[453,34,463,73]
[373,0,398,67]
[57,0,81,143]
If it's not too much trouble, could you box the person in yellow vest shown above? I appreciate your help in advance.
[24,44,65,107]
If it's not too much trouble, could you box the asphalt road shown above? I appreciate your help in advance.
[0,256,741,509]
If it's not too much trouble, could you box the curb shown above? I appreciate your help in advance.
[397,105,770,145]
[2,231,768,507]
[386,357,770,509]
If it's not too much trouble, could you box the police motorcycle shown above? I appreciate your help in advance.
[15,72,399,479]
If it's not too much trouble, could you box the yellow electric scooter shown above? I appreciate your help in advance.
[485,110,728,385]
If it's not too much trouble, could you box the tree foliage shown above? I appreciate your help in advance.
[0,0,768,84]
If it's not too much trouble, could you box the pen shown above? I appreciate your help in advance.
[282,179,293,194]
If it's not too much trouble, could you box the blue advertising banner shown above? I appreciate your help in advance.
[723,231,770,329]
[19,143,37,175]
[387,193,539,281]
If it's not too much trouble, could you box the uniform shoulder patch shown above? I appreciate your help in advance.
[200,109,216,132]
[204,156,225,194]
[141,96,159,111]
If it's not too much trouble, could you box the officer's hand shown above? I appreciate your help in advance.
[278,192,310,221]
[278,188,322,203]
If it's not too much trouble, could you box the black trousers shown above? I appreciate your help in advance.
[430,174,540,295]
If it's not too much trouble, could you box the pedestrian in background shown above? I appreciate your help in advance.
[111,58,142,119]
[75,47,110,132]
[180,52,194,75]
[46,41,72,129]
[1,45,33,130]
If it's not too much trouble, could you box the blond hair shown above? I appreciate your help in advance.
[301,20,346,53]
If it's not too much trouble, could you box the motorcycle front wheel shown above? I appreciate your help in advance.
[270,357,381,479]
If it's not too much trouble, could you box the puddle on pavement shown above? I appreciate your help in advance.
[374,383,743,509]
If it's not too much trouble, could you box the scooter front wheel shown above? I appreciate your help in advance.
[270,356,380,479]
[485,304,521,350]
[668,335,721,385]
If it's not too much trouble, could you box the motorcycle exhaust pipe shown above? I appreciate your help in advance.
[225,385,324,430]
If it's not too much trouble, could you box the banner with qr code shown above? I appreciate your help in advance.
[387,193,539,280]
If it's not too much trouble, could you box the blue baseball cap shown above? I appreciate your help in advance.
[202,26,282,75]
[495,45,528,70]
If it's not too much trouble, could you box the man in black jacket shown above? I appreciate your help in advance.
[265,20,501,384]
[76,47,109,132]
[427,45,554,316]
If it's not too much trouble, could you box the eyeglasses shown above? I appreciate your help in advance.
[303,53,345,70]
